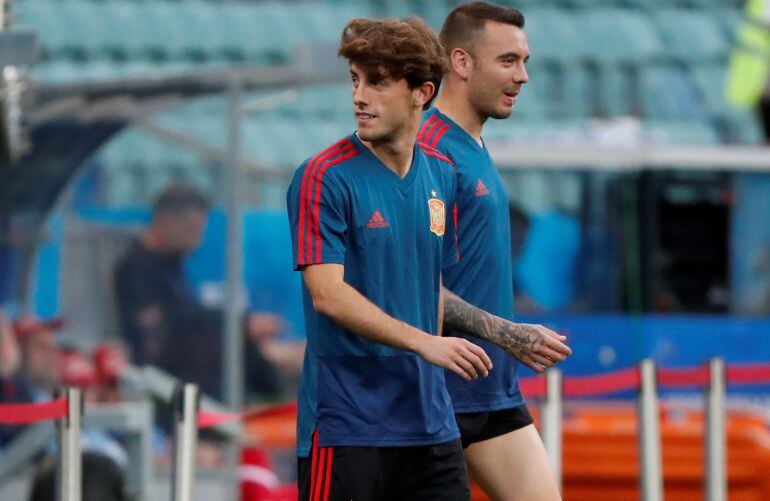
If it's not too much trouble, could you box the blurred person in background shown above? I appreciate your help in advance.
[0,315,63,413]
[28,451,127,501]
[113,183,285,401]
[0,314,63,454]
[726,0,770,143]
[423,2,567,499]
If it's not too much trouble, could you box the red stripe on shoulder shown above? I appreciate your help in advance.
[297,139,354,265]
[309,147,360,263]
[418,115,438,143]
[430,124,451,147]
[418,142,454,167]
[422,117,444,146]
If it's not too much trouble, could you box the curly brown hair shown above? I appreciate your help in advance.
[338,17,447,110]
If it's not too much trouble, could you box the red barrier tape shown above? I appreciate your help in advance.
[0,397,68,424]
[563,367,640,397]
[519,376,547,398]
[196,364,770,425]
[657,366,710,389]
[198,402,298,430]
[726,363,770,385]
[198,411,242,429]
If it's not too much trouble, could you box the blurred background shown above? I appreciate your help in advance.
[1,0,770,499]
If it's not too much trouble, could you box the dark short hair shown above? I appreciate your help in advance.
[29,452,127,501]
[440,2,525,60]
[339,17,447,110]
[152,183,210,216]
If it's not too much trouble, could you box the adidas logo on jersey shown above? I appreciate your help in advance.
[366,211,389,229]
[475,179,490,197]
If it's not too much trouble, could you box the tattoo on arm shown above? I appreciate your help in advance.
[442,289,534,356]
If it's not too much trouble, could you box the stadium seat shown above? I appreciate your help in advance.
[511,63,557,119]
[577,9,664,64]
[644,120,719,145]
[595,64,636,118]
[715,7,744,44]
[554,62,594,119]
[278,84,352,119]
[640,66,704,121]
[14,0,91,60]
[175,2,225,61]
[690,63,731,115]
[654,10,730,64]
[524,8,588,63]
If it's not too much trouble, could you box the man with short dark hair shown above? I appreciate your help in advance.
[113,183,281,400]
[287,16,492,501]
[420,2,570,499]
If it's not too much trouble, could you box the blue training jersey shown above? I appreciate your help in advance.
[286,133,460,457]
[419,108,524,413]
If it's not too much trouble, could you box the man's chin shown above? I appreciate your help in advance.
[489,106,514,120]
[357,129,386,143]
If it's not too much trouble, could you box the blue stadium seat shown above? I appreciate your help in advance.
[577,9,664,64]
[595,64,635,118]
[640,66,704,121]
[654,10,730,64]
[715,7,744,44]
[512,63,557,119]
[175,2,224,61]
[14,1,91,60]
[554,62,593,119]
[279,84,352,119]
[690,63,731,115]
[644,120,719,145]
[524,8,588,62]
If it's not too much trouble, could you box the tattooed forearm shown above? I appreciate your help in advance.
[442,288,532,356]
[443,287,571,370]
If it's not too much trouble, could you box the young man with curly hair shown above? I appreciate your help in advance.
[287,16,491,501]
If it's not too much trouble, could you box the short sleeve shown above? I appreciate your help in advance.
[287,163,347,270]
[442,168,459,267]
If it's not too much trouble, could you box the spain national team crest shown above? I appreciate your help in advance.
[428,197,446,236]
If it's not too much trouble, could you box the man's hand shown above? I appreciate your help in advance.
[414,335,493,381]
[494,322,571,373]
[442,288,572,373]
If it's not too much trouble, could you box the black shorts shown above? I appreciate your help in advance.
[455,404,534,449]
[297,438,470,501]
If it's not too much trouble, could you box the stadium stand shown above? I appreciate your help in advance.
[12,0,761,205]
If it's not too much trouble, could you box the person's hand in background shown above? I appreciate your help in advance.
[0,310,20,379]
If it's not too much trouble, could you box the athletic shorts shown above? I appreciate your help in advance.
[455,404,534,449]
[297,437,470,501]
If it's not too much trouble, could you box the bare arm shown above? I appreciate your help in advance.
[303,263,492,380]
[442,287,572,373]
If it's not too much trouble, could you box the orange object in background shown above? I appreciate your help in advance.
[243,401,770,501]
[557,403,770,501]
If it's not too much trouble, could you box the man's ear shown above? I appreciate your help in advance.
[449,48,472,80]
[413,81,436,110]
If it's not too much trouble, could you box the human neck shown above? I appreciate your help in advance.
[359,117,419,179]
[433,82,486,144]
